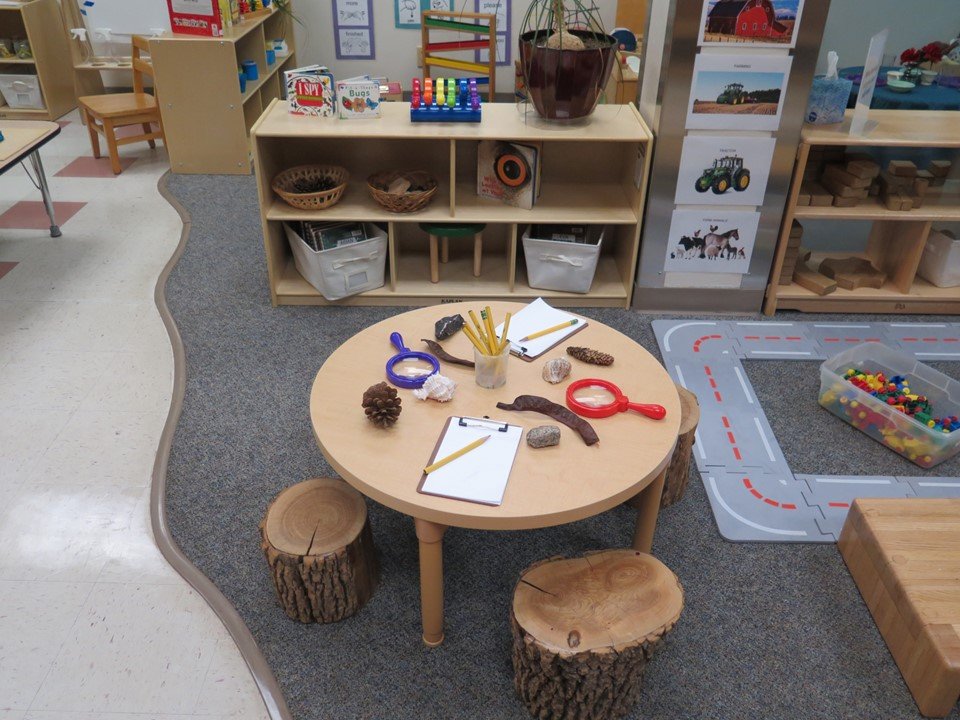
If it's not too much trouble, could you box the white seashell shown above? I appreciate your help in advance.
[542,357,572,384]
[413,374,457,402]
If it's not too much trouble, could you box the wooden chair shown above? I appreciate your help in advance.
[77,35,165,174]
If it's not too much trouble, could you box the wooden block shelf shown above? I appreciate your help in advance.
[0,0,75,122]
[252,100,652,308]
[764,110,960,315]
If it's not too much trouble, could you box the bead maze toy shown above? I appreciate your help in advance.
[421,10,496,102]
[410,77,482,123]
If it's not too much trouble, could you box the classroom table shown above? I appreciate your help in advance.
[309,301,681,646]
[0,120,61,237]
[840,66,960,111]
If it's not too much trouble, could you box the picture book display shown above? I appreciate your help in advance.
[664,209,761,274]
[337,75,381,119]
[674,135,776,206]
[418,417,523,506]
[698,0,806,48]
[285,65,336,117]
[166,0,226,36]
[477,140,542,210]
[686,54,793,131]
[495,298,586,360]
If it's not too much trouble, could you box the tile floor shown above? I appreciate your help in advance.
[0,113,270,719]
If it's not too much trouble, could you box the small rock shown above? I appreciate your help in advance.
[527,425,560,449]
[542,357,572,384]
[434,314,465,340]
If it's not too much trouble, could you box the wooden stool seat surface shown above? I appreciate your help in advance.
[839,498,960,717]
[419,222,486,237]
[514,549,683,654]
[78,92,157,119]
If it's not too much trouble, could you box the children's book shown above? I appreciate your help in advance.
[167,0,225,37]
[285,65,336,117]
[477,139,543,210]
[336,76,382,119]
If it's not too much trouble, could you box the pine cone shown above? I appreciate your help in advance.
[566,346,614,366]
[362,382,402,428]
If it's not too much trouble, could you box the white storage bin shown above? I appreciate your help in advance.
[522,225,604,294]
[917,229,960,288]
[284,222,387,301]
[0,71,44,110]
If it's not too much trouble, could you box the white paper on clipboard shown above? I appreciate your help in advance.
[418,417,522,506]
[495,298,586,359]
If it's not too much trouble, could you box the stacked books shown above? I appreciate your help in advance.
[298,222,367,252]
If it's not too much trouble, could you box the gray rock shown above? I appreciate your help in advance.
[527,425,561,449]
[434,314,465,340]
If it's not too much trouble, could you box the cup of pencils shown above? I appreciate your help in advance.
[462,306,511,389]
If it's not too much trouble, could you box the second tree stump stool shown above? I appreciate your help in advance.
[260,477,379,623]
[511,549,684,720]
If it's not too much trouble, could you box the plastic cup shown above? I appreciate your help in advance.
[474,343,510,389]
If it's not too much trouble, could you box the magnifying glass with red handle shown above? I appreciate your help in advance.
[565,378,667,420]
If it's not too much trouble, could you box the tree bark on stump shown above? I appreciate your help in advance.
[511,550,684,720]
[660,384,700,508]
[260,477,379,623]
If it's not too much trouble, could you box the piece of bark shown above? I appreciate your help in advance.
[260,478,379,623]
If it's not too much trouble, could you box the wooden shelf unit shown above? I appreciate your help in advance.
[765,110,960,315]
[0,0,75,121]
[144,8,297,174]
[252,100,652,308]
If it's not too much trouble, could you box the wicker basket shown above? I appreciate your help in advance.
[367,170,438,213]
[272,165,348,211]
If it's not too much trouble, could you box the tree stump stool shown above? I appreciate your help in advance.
[511,549,684,720]
[625,383,700,510]
[259,477,379,623]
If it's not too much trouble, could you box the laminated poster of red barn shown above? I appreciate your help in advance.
[700,0,803,46]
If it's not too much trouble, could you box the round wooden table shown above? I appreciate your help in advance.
[309,302,680,646]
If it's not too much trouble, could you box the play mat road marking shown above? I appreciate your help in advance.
[654,320,960,543]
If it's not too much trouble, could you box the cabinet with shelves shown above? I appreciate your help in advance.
[0,0,74,121]
[252,101,652,307]
[765,110,960,315]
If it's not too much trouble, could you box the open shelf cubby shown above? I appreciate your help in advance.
[252,100,652,307]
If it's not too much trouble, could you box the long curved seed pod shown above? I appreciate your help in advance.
[496,395,599,446]
[421,339,475,368]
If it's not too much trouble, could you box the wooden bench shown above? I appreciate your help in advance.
[839,498,960,717]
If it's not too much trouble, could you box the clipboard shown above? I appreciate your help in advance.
[494,298,587,362]
[417,416,523,506]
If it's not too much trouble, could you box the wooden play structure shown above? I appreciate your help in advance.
[421,10,496,102]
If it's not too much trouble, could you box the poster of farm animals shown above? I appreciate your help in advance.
[698,0,806,48]
[686,54,792,131]
[675,135,776,206]
[664,210,761,274]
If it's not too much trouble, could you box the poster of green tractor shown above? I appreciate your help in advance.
[695,156,751,195]
[675,136,775,206]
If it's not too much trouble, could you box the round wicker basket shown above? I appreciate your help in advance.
[272,165,349,211]
[367,170,438,213]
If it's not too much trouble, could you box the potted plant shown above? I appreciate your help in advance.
[518,0,618,121]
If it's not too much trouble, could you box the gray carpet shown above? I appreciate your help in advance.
[163,173,960,720]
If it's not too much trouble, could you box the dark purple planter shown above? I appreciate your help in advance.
[519,29,618,121]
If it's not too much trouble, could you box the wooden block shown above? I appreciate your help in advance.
[824,163,873,188]
[796,191,812,206]
[833,194,861,208]
[917,169,935,182]
[914,176,930,197]
[822,174,866,197]
[929,159,952,177]
[789,220,804,239]
[845,151,874,164]
[808,182,834,207]
[869,181,880,197]
[819,256,887,290]
[793,264,837,295]
[846,159,881,180]
[930,177,947,188]
[898,192,914,211]
[888,160,918,177]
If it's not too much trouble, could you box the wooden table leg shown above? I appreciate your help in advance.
[473,232,482,277]
[414,517,448,647]
[429,234,439,283]
[632,467,667,553]
[441,236,450,264]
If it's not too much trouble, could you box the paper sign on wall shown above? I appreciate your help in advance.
[476,0,510,66]
[395,0,454,29]
[850,28,887,136]
[334,0,375,59]
[663,209,761,275]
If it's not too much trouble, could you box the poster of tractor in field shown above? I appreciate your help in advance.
[686,54,792,131]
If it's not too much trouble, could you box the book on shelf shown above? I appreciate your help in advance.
[477,140,543,210]
[527,224,600,245]
[299,222,368,252]
[336,76,382,119]
[285,65,336,117]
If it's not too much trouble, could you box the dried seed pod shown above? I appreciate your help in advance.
[362,381,402,428]
[567,346,614,366]
[496,395,599,446]
[421,339,475,368]
[541,357,572,384]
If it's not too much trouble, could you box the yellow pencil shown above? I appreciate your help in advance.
[462,323,488,355]
[468,309,489,348]
[520,319,579,342]
[482,306,498,354]
[498,312,512,352]
[424,435,491,474]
